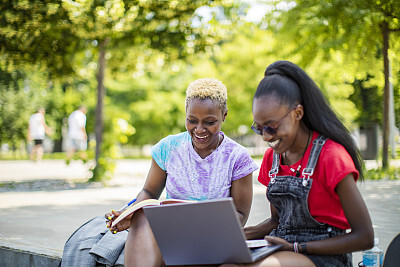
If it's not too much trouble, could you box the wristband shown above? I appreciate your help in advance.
[293,242,299,253]
[299,242,307,254]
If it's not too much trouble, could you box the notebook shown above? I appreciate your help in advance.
[143,198,282,265]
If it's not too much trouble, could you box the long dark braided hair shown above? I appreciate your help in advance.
[254,60,364,180]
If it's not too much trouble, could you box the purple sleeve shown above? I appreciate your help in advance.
[231,147,259,181]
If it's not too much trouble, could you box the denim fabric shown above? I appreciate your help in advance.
[61,216,127,267]
[267,135,352,267]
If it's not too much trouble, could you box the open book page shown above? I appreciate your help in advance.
[157,199,197,205]
[111,198,197,227]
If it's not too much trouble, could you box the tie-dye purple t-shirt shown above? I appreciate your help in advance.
[151,131,259,201]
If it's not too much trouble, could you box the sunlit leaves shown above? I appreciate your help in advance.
[62,0,130,38]
[269,0,400,124]
[0,0,77,76]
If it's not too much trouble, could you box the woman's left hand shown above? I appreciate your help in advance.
[264,236,293,251]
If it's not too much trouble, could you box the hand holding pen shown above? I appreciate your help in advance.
[105,198,137,233]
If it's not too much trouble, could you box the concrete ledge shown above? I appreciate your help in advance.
[0,246,61,267]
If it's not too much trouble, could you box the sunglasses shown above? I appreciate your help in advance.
[251,105,299,136]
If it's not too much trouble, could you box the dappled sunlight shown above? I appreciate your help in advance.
[0,160,91,181]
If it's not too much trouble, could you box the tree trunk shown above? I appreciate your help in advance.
[381,21,390,169]
[95,39,109,168]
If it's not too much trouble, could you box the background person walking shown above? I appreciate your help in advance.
[66,106,87,164]
[28,107,52,162]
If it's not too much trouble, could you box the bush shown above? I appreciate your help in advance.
[364,167,400,180]
[89,157,116,182]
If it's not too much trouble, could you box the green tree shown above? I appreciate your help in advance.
[189,24,277,137]
[348,74,382,126]
[1,1,231,179]
[0,1,77,79]
[0,69,69,155]
[62,0,233,179]
[268,0,400,168]
[0,1,87,156]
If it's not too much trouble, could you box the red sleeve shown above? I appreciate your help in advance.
[317,139,359,193]
[308,139,359,229]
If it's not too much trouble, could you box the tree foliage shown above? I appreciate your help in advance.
[0,0,236,180]
[1,0,399,173]
[0,1,77,79]
[266,0,400,166]
[348,74,382,126]
[266,0,399,64]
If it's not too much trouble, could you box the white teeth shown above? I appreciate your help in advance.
[269,139,279,147]
[195,134,208,139]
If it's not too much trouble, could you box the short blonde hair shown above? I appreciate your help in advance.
[185,78,228,114]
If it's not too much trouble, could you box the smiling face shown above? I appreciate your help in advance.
[252,96,303,155]
[185,98,227,158]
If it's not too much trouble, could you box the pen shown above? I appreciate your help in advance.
[108,198,137,221]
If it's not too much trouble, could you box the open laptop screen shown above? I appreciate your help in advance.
[143,198,281,265]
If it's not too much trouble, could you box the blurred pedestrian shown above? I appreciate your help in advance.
[66,106,87,163]
[28,107,52,162]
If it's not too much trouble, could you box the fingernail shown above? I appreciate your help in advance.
[113,231,117,234]
[107,216,112,220]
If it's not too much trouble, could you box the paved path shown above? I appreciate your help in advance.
[0,159,399,266]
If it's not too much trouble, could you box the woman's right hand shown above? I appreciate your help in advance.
[244,225,264,240]
[105,158,166,233]
[105,210,132,233]
[244,215,279,240]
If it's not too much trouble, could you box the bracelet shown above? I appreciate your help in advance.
[299,242,307,254]
[293,242,299,253]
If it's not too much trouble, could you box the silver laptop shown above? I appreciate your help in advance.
[143,198,282,265]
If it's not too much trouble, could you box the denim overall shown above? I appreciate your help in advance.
[267,135,352,267]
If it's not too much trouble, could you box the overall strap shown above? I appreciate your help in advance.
[301,135,328,186]
[268,153,280,179]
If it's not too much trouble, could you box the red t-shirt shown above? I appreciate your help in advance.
[258,131,359,230]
